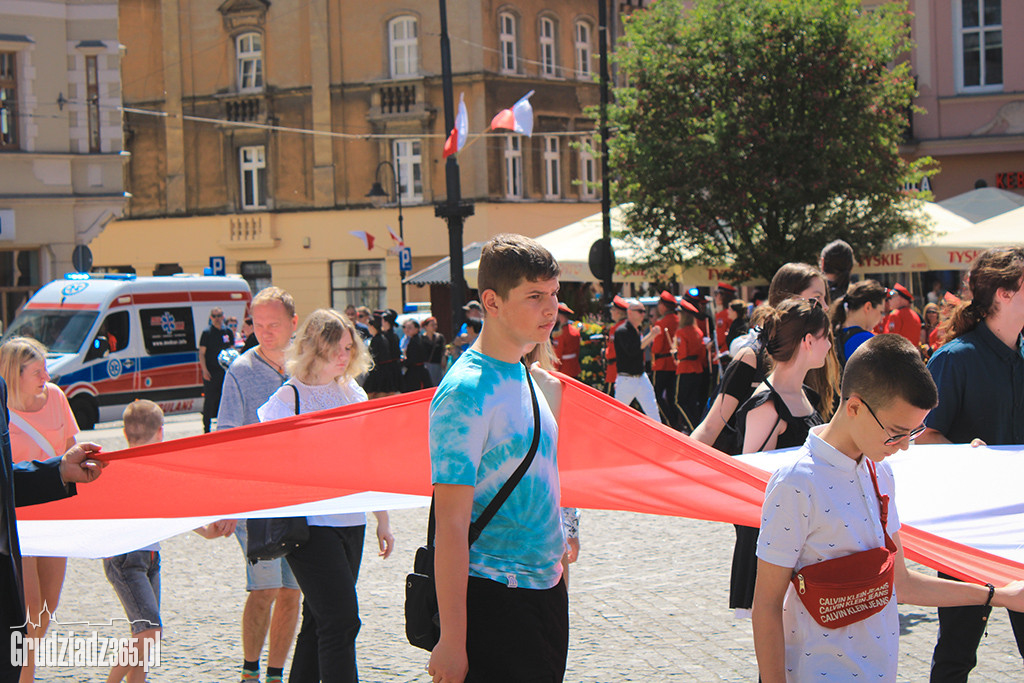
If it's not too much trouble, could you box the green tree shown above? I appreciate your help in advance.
[605,0,935,282]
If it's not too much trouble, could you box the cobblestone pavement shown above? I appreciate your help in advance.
[31,415,1023,681]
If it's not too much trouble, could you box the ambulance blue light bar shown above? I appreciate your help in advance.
[64,273,137,281]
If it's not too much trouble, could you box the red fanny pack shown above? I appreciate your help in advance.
[790,460,898,629]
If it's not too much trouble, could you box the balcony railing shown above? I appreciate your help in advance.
[223,213,275,248]
[224,96,264,123]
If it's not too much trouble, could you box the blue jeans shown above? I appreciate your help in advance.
[285,525,365,683]
[103,550,161,634]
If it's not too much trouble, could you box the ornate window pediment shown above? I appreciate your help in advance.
[218,0,270,33]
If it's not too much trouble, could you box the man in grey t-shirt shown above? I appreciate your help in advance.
[216,287,299,683]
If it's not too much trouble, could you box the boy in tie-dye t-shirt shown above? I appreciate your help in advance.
[427,234,568,683]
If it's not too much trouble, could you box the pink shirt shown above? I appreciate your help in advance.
[10,383,79,462]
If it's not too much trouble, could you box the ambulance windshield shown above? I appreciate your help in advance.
[3,310,99,355]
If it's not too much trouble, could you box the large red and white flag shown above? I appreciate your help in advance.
[15,377,1024,587]
[490,90,534,137]
[349,230,375,251]
[442,92,469,158]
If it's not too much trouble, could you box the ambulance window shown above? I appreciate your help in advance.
[97,311,130,353]
[140,307,197,355]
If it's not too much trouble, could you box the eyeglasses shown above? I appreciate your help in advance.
[211,313,224,318]
[858,397,926,446]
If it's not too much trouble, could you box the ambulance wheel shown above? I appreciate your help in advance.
[70,396,98,431]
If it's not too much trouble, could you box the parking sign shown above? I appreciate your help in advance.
[398,247,412,272]
[209,256,226,276]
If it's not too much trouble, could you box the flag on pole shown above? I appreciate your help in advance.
[349,231,375,251]
[386,225,404,247]
[490,90,534,137]
[442,92,469,158]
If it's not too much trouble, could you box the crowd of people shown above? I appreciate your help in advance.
[2,234,1024,683]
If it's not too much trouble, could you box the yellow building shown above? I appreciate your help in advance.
[0,0,126,325]
[91,0,636,324]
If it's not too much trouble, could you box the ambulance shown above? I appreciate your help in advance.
[3,273,252,429]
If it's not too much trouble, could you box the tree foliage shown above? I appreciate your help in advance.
[605,0,935,282]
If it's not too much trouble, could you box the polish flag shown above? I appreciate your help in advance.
[442,92,469,158]
[386,225,404,247]
[490,90,534,137]
[349,230,375,251]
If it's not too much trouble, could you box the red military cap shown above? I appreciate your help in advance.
[659,290,678,309]
[716,282,737,294]
[943,291,962,306]
[888,283,913,301]
[557,302,574,315]
[679,299,700,315]
[611,295,629,311]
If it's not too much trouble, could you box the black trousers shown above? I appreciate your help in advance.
[285,525,365,683]
[675,372,704,431]
[201,375,224,433]
[465,576,569,683]
[653,371,679,428]
[930,571,1024,682]
[0,560,23,683]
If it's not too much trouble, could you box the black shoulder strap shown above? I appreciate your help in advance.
[426,361,542,549]
[290,384,300,415]
[753,378,784,453]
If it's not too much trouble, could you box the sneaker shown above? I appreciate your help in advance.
[240,671,259,682]
[265,676,283,683]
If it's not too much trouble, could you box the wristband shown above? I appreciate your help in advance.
[984,583,995,607]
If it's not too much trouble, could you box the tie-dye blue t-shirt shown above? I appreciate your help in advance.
[429,348,564,589]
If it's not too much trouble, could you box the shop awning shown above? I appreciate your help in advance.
[403,242,485,286]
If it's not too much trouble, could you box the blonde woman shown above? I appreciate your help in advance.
[257,309,394,683]
[0,337,78,683]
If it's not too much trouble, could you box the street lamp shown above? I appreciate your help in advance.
[366,160,405,310]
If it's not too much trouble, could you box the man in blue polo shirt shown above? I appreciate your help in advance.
[917,247,1024,682]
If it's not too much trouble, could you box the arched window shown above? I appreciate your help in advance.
[498,12,517,74]
[539,16,557,77]
[574,21,592,79]
[389,16,419,78]
[236,32,263,92]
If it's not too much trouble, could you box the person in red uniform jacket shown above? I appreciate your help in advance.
[650,291,680,428]
[604,295,628,389]
[551,302,582,378]
[713,282,736,355]
[882,282,922,346]
[671,299,706,432]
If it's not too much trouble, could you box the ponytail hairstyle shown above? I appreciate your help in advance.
[946,247,1024,342]
[831,279,887,332]
[768,262,830,307]
[757,298,830,364]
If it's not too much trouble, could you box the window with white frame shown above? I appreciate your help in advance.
[540,17,557,78]
[236,33,264,93]
[330,259,386,311]
[499,12,517,74]
[579,136,597,199]
[0,52,17,149]
[393,139,423,201]
[86,55,100,153]
[504,136,523,198]
[574,21,591,79]
[389,16,419,78]
[957,0,1002,91]
[543,136,560,199]
[239,145,267,210]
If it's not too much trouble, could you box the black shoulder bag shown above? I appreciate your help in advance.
[246,385,311,563]
[405,365,542,651]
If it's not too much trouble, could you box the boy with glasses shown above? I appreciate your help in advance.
[752,334,1024,682]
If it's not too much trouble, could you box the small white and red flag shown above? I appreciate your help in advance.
[349,231,375,251]
[490,90,534,137]
[386,225,404,247]
[442,92,469,158]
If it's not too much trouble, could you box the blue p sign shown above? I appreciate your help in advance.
[209,256,226,276]
[398,247,412,273]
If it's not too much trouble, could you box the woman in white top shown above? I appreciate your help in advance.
[0,337,79,683]
[257,309,394,683]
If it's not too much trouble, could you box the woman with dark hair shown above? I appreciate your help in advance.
[767,262,840,420]
[830,279,887,366]
[691,262,840,450]
[401,319,432,392]
[421,317,446,385]
[728,298,832,615]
